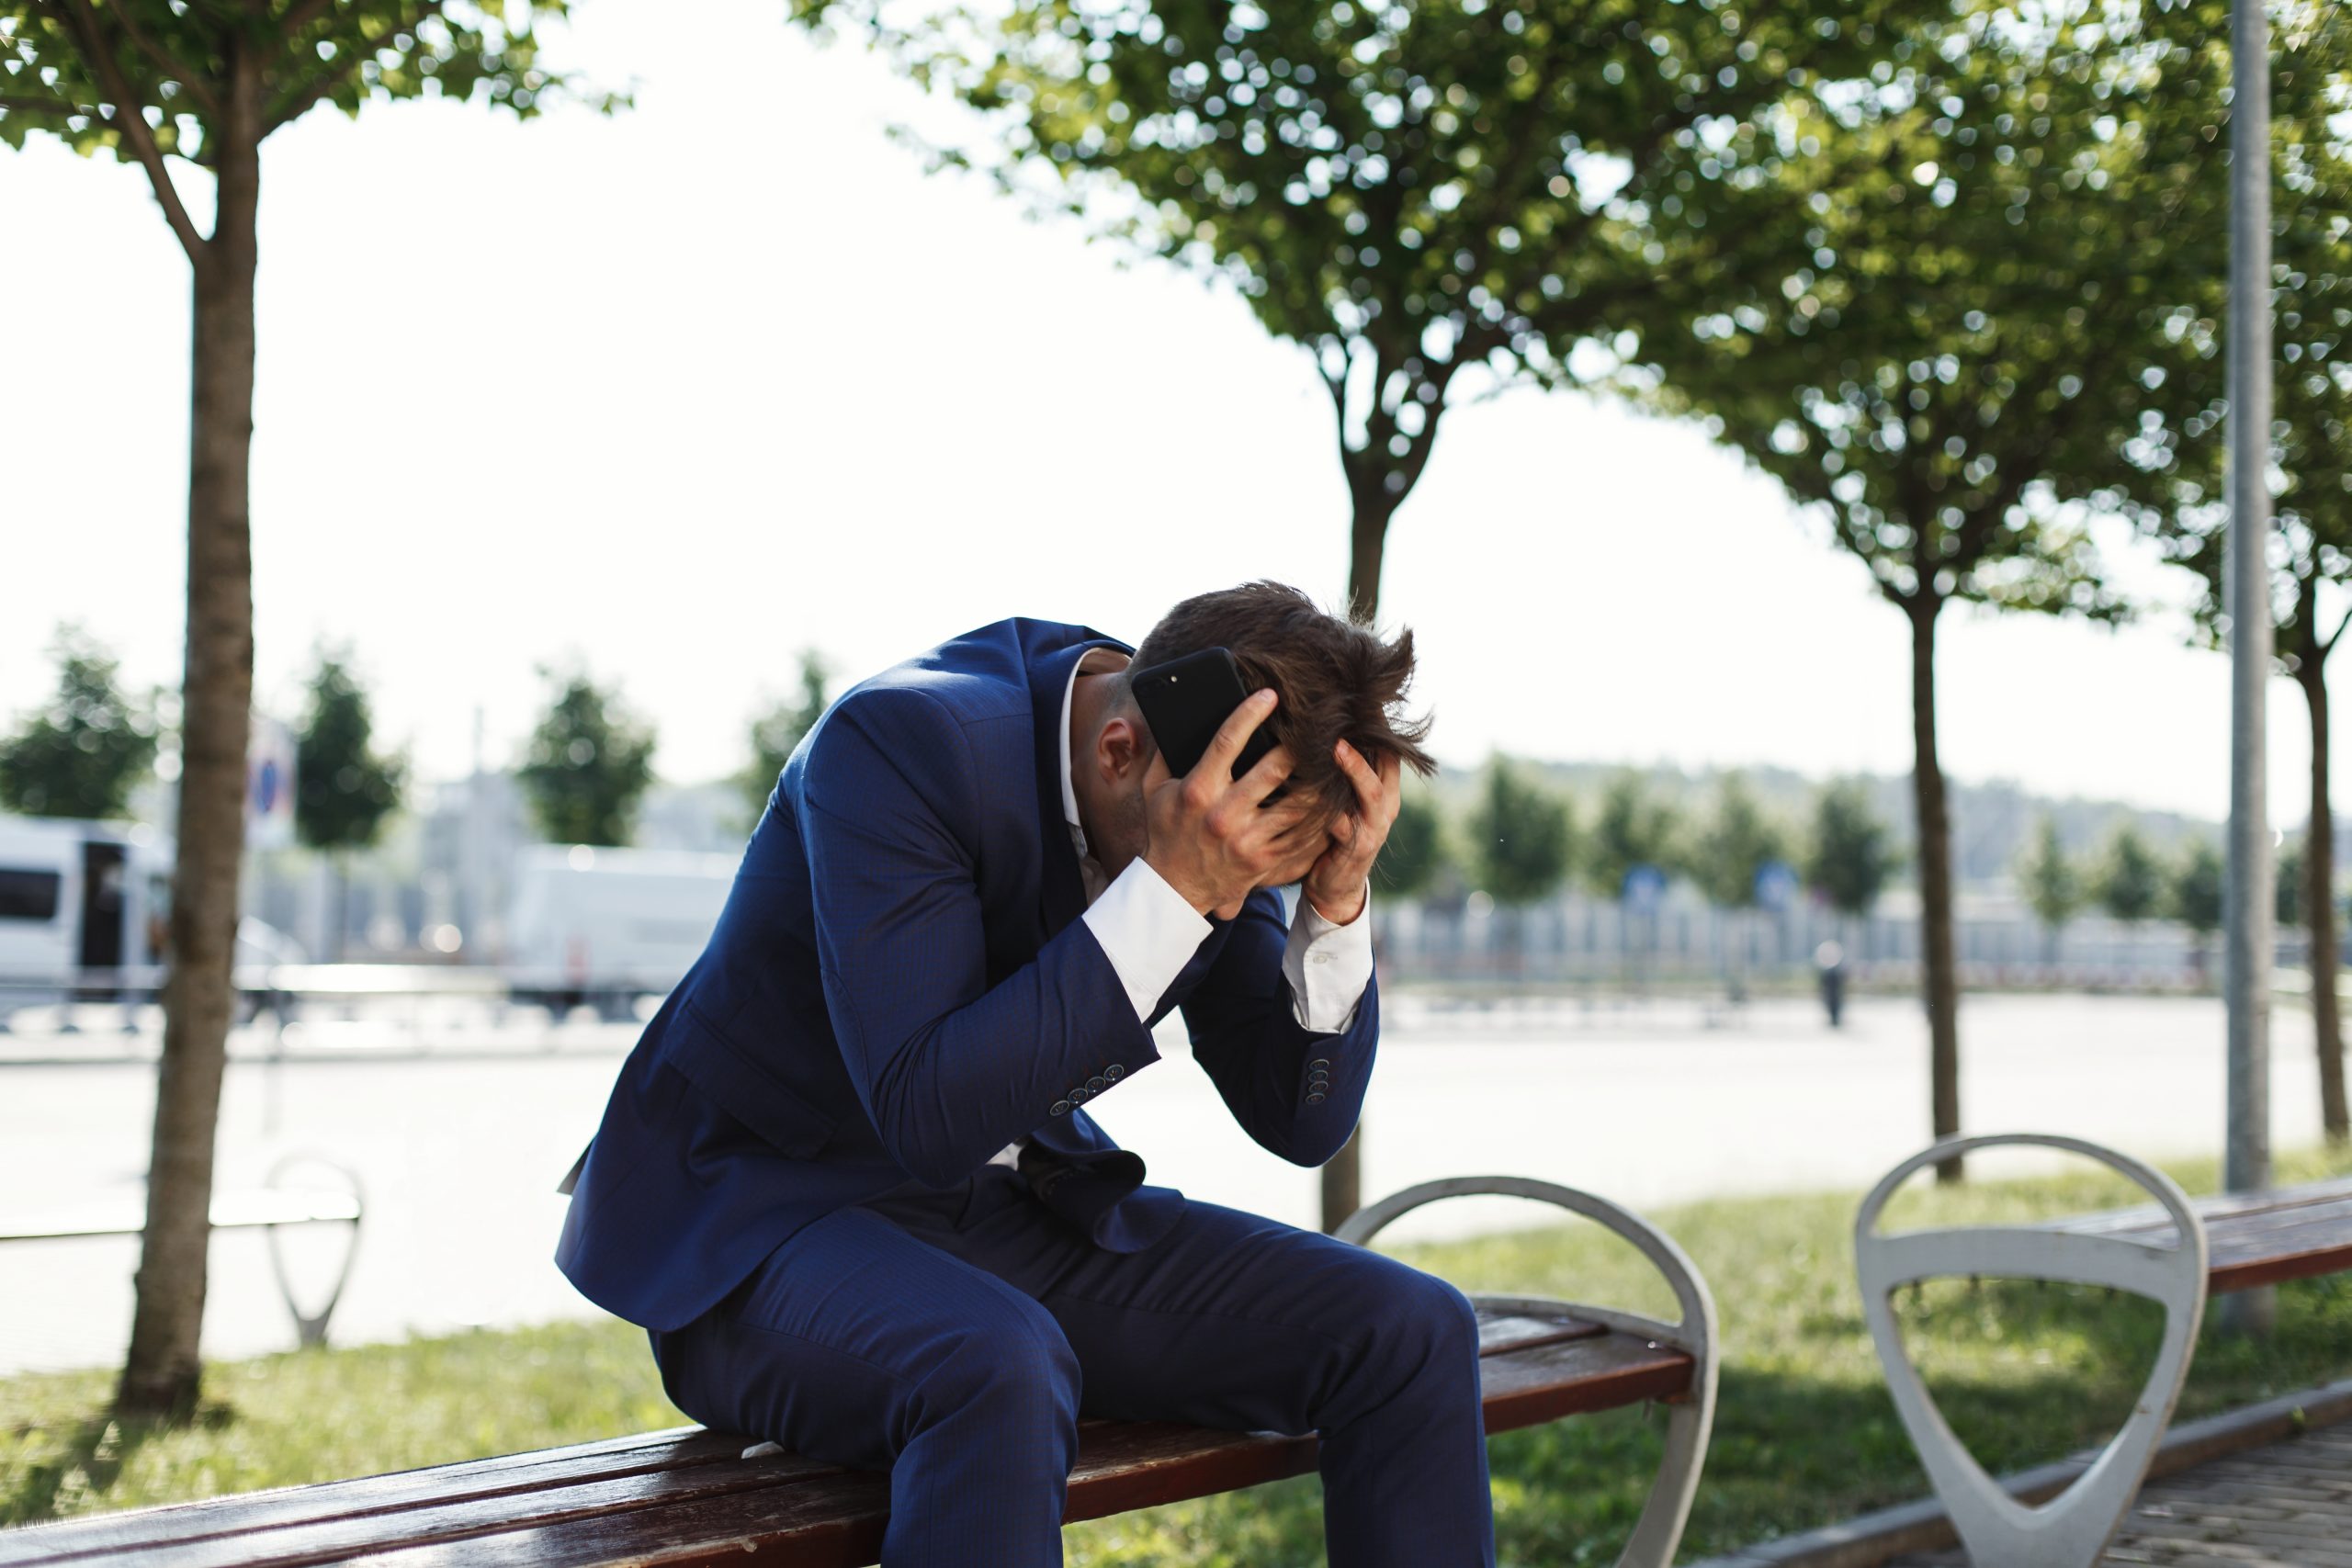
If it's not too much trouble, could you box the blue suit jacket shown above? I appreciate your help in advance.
[556,618,1381,1332]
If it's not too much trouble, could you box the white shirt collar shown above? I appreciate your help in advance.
[1059,648,1129,863]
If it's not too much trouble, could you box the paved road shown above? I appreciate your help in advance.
[0,993,2332,1377]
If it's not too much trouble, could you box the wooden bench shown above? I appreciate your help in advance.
[2047,1168,2352,1293]
[0,1177,1720,1568]
[0,1163,362,1351]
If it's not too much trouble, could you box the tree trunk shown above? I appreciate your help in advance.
[1322,491,1398,1232]
[118,62,261,1417]
[1907,599,1965,1183]
[2301,660,2350,1143]
[332,852,348,964]
[1344,494,1394,626]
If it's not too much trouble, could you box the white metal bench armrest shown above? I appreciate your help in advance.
[1338,1176,1719,1568]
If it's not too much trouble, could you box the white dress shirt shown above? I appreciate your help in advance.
[986,650,1374,1169]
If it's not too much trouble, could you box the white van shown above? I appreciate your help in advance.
[502,844,736,1018]
[0,816,170,1013]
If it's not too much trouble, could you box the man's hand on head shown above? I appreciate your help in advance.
[1299,741,1403,926]
[1142,688,1327,921]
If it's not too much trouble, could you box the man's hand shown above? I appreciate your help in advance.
[1143,688,1326,920]
[1300,740,1402,926]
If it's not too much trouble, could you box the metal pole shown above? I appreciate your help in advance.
[2222,0,2275,1336]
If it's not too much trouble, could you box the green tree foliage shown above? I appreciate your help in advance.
[1582,770,1679,901]
[293,650,404,856]
[2,0,613,1416]
[2096,824,2164,928]
[1806,778,1895,917]
[816,0,1885,615]
[519,670,658,849]
[2170,836,2223,938]
[0,626,159,819]
[1686,773,1785,912]
[2018,815,2086,936]
[1374,784,1447,898]
[1630,0,2226,1176]
[1468,758,1572,906]
[740,649,831,822]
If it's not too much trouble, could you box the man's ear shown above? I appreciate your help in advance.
[1097,713,1153,785]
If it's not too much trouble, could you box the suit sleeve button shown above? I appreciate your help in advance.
[1050,1100,1072,1116]
[1087,1077,1107,1093]
[1306,1092,1327,1106]
[1308,1058,1331,1072]
[1104,1064,1125,1080]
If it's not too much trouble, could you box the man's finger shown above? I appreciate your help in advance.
[1335,740,1386,815]
[1195,686,1278,780]
[1235,741,1296,807]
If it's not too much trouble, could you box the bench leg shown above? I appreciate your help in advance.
[263,1155,366,1349]
[1856,1133,2211,1568]
[1337,1177,1719,1568]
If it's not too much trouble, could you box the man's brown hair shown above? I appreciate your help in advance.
[1128,581,1436,818]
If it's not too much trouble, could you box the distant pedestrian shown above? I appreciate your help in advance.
[1816,940,1848,1028]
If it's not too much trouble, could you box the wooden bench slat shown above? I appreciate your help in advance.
[0,1192,361,1246]
[0,1316,1689,1568]
[0,1430,766,1563]
[2207,1212,2352,1292]
[2046,1177,2352,1239]
[2029,1179,2352,1293]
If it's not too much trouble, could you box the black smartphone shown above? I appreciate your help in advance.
[1128,648,1279,784]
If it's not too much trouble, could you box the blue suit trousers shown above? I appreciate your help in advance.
[649,1170,1496,1567]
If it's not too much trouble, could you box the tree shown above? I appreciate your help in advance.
[1631,2,2222,1179]
[1684,773,1785,913]
[2097,824,2165,929]
[1806,778,1895,919]
[2018,814,2086,965]
[803,0,1887,1227]
[2,0,611,1416]
[2170,836,2223,985]
[1582,770,1679,901]
[1686,773,1788,1000]
[0,626,159,819]
[1468,759,1572,976]
[740,649,831,824]
[519,670,657,848]
[820,0,1888,617]
[292,649,405,961]
[2143,17,2352,1141]
[1374,784,1447,899]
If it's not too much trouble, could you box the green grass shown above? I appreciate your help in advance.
[6,1146,2350,1565]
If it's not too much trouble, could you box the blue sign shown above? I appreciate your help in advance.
[1755,860,1800,913]
[1622,863,1668,914]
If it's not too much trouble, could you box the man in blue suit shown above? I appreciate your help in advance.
[557,582,1492,1565]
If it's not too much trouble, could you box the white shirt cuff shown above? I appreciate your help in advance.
[1083,857,1214,1021]
[1283,881,1374,1032]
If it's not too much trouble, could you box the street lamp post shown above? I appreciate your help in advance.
[2222,0,2276,1336]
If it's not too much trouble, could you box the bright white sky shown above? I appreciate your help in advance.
[0,0,2320,823]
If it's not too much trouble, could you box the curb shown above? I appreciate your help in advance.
[1685,1375,2352,1568]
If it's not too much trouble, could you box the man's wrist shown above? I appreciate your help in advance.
[1303,878,1367,926]
[1142,850,1216,918]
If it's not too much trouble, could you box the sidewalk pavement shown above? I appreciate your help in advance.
[1892,1417,2352,1565]
[1691,1379,2352,1568]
